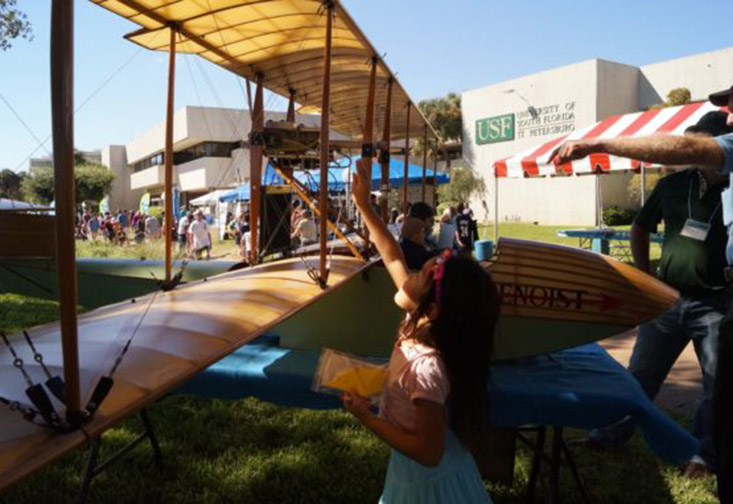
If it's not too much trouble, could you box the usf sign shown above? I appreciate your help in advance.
[476,114,515,145]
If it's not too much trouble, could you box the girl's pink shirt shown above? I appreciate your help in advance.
[380,338,450,432]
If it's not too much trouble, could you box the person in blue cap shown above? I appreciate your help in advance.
[551,88,733,503]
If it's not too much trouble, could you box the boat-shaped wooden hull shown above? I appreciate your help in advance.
[270,238,678,361]
[488,238,678,360]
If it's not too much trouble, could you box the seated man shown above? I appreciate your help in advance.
[399,217,436,270]
[590,111,732,477]
[291,209,317,247]
[408,201,437,251]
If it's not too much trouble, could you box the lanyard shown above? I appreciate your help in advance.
[688,172,721,224]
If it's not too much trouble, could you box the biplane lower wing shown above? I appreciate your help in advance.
[0,256,369,491]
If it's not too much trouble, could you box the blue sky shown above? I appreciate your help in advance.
[0,0,731,172]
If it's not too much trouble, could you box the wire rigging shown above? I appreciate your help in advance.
[13,30,165,172]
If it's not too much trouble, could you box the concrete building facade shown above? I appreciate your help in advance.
[462,46,733,225]
[105,106,324,211]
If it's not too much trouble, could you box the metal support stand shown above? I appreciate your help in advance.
[520,426,592,504]
[77,408,162,504]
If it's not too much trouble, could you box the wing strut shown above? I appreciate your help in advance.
[360,57,378,256]
[402,101,411,213]
[163,26,177,284]
[422,124,428,202]
[318,0,335,285]
[379,78,393,222]
[50,0,81,425]
[249,73,265,264]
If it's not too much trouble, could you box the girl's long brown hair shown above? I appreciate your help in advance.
[401,255,500,447]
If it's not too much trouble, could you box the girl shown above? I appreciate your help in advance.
[344,164,500,503]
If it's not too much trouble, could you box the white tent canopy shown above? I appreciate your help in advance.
[189,189,231,207]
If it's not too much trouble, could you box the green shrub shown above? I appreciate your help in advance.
[603,205,637,226]
[627,172,663,204]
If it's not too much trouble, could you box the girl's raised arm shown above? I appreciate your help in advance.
[351,163,410,291]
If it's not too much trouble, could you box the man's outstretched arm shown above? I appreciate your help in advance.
[551,135,725,169]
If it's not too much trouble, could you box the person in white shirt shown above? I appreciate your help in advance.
[177,211,190,255]
[291,208,317,247]
[144,214,160,241]
[188,210,211,260]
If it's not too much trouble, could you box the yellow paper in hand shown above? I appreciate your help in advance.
[325,366,388,397]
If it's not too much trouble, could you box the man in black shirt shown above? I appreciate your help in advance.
[454,205,476,254]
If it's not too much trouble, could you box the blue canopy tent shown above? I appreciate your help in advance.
[219,158,449,202]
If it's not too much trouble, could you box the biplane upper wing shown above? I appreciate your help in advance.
[0,256,369,491]
[91,0,438,141]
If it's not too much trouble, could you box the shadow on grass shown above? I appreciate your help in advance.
[3,396,389,504]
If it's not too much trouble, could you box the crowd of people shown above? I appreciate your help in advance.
[389,200,481,271]
[75,207,214,260]
[76,209,164,245]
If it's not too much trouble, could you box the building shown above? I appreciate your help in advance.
[462,46,733,225]
[104,106,325,211]
[28,149,102,174]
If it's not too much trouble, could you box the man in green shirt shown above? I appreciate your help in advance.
[590,111,731,477]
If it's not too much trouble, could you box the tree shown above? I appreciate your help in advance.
[0,168,25,199]
[75,163,114,203]
[21,163,114,205]
[418,92,462,143]
[413,93,462,158]
[648,87,691,110]
[437,163,486,207]
[22,167,54,204]
[0,0,32,51]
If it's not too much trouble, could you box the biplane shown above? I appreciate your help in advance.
[0,0,677,496]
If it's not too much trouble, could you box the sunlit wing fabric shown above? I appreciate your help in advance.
[91,0,437,141]
[0,256,368,490]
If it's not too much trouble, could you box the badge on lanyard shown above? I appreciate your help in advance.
[680,172,720,242]
[680,218,711,241]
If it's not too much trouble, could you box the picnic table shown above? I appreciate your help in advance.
[558,228,664,261]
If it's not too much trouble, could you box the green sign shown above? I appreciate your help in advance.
[476,114,515,145]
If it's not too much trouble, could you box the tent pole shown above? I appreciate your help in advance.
[361,57,378,254]
[249,73,264,264]
[421,125,428,203]
[493,172,499,244]
[163,26,177,284]
[380,78,393,222]
[319,1,334,283]
[640,165,646,206]
[432,148,438,209]
[402,102,411,214]
[286,87,296,123]
[51,0,81,423]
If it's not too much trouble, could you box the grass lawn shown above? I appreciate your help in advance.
[0,224,715,503]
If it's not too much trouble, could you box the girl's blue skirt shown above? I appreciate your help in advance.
[379,430,492,503]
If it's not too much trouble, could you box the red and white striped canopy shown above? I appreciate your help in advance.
[494,101,725,178]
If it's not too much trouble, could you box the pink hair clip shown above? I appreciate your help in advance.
[433,249,453,308]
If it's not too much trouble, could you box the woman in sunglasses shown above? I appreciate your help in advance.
[343,163,500,503]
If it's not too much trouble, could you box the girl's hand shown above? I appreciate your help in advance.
[351,162,371,212]
[342,391,373,421]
